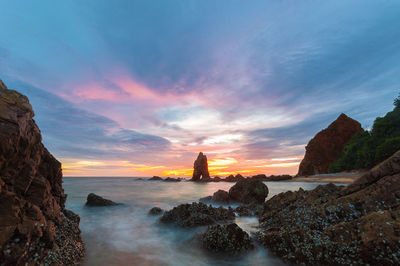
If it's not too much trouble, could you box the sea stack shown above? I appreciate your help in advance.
[191,152,210,181]
[297,113,363,176]
[0,80,84,264]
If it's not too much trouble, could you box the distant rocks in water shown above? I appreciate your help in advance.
[249,174,292,181]
[85,193,119,206]
[257,149,400,265]
[297,113,363,176]
[225,174,245,182]
[160,202,235,227]
[149,176,163,181]
[191,152,210,181]
[211,190,230,204]
[164,177,181,182]
[148,207,164,215]
[229,179,269,204]
[202,223,253,254]
[0,80,84,265]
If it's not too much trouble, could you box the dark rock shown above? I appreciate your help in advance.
[191,152,210,181]
[225,174,245,182]
[211,190,230,204]
[250,174,268,180]
[298,113,363,176]
[148,207,163,215]
[164,177,181,182]
[202,223,253,254]
[85,193,119,206]
[0,80,84,265]
[257,150,400,265]
[149,176,163,181]
[229,179,269,204]
[266,174,292,181]
[160,202,235,227]
[235,206,252,216]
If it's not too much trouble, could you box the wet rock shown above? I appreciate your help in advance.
[266,174,292,181]
[191,152,210,181]
[85,193,119,206]
[0,80,84,265]
[249,174,267,181]
[298,113,363,176]
[148,207,163,215]
[229,179,269,204]
[149,176,163,181]
[212,190,230,204]
[160,202,235,227]
[202,223,253,254]
[257,150,400,265]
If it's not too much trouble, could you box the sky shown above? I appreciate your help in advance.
[0,0,399,177]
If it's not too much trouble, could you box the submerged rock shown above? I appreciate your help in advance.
[297,113,363,176]
[202,223,253,254]
[148,207,163,215]
[191,152,210,181]
[0,80,84,265]
[229,179,269,204]
[211,190,230,204]
[257,150,400,265]
[160,202,235,227]
[85,193,119,206]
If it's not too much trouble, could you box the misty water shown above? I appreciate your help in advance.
[63,178,321,266]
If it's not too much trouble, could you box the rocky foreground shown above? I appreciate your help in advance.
[258,150,400,265]
[0,81,84,264]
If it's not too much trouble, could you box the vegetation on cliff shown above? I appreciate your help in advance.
[330,93,400,172]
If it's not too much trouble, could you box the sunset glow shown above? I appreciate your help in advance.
[1,1,398,177]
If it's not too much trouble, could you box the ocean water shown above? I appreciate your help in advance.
[63,178,321,266]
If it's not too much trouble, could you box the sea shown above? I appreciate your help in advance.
[63,178,322,266]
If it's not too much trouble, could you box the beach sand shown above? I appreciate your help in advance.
[288,172,365,184]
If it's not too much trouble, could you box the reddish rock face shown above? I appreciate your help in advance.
[0,80,84,264]
[191,152,210,181]
[298,113,363,176]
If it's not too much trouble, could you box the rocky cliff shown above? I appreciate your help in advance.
[0,80,84,265]
[257,149,400,265]
[191,152,210,181]
[298,113,363,176]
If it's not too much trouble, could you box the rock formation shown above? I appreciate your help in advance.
[202,223,253,254]
[149,176,163,181]
[225,174,245,182]
[298,113,363,176]
[0,80,84,264]
[211,190,230,204]
[229,179,269,204]
[85,193,119,206]
[257,149,400,265]
[159,202,235,227]
[148,207,163,215]
[191,152,210,181]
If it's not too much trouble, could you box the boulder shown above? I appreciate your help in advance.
[298,113,363,176]
[235,206,252,216]
[160,202,235,227]
[0,80,84,265]
[191,152,210,181]
[202,223,253,254]
[211,190,230,204]
[148,207,163,215]
[85,193,119,206]
[229,179,269,204]
[257,150,400,265]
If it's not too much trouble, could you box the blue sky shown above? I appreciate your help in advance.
[0,0,399,176]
